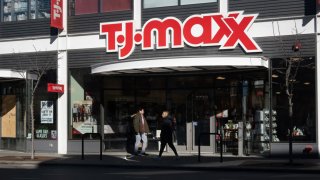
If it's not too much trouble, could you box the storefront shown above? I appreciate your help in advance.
[0,0,318,156]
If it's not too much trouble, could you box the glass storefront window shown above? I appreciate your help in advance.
[101,0,132,13]
[3,0,28,22]
[36,0,50,19]
[68,68,315,153]
[271,57,316,142]
[180,0,216,5]
[143,0,178,9]
[69,68,102,139]
[1,0,50,22]
[33,70,57,140]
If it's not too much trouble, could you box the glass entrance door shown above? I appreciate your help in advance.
[189,90,215,152]
[168,89,215,152]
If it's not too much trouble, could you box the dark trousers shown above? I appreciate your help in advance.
[159,140,178,157]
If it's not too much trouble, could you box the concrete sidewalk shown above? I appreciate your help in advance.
[0,150,319,173]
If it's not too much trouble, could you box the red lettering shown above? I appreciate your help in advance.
[209,15,232,44]
[119,22,134,59]
[100,11,262,60]
[222,14,261,52]
[100,22,122,52]
[183,16,206,46]
[143,18,183,50]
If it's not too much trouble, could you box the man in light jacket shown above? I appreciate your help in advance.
[133,107,149,155]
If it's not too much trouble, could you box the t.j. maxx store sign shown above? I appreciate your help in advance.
[100,11,262,60]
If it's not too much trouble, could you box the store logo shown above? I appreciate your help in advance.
[100,11,262,60]
[50,0,64,30]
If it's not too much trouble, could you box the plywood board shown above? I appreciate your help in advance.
[1,95,16,138]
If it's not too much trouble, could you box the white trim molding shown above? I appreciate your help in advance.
[92,56,269,74]
[0,69,37,80]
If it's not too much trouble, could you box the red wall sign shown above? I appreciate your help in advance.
[50,0,64,29]
[48,83,64,93]
[100,11,262,60]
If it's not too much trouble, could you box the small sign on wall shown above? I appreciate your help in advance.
[41,101,54,124]
[48,83,64,93]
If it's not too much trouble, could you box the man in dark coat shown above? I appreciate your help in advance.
[157,110,179,159]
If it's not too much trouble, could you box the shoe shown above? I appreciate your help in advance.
[140,153,148,156]
[154,157,161,161]
[175,155,180,160]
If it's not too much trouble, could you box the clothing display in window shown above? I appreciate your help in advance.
[2,0,50,22]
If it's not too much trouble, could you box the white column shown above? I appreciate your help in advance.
[219,0,228,15]
[57,0,68,154]
[316,3,320,157]
[133,0,142,29]
[317,15,320,157]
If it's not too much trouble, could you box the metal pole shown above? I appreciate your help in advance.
[220,134,223,163]
[198,133,223,163]
[81,134,84,160]
[100,133,102,160]
[269,58,273,155]
[198,133,201,162]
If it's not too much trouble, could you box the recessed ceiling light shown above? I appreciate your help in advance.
[276,92,281,95]
[304,82,311,85]
[272,74,279,78]
[216,76,226,80]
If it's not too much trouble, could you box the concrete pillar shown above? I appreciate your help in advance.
[57,0,68,154]
[316,1,320,157]
[219,0,228,15]
[133,0,142,30]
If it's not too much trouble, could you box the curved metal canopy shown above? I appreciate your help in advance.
[92,56,269,75]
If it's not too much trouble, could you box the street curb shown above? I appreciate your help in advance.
[36,161,320,174]
[0,161,41,165]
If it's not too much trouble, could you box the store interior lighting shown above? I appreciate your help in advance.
[216,76,226,80]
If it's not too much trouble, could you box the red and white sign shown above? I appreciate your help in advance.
[50,0,63,29]
[48,83,64,93]
[100,11,262,60]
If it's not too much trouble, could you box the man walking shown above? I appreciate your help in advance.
[133,107,149,156]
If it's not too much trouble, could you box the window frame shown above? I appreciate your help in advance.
[142,0,217,9]
[69,0,133,16]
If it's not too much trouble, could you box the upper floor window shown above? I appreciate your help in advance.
[1,0,50,22]
[143,0,216,9]
[143,0,178,9]
[101,0,132,13]
[70,0,132,16]
[180,0,216,5]
[74,0,99,15]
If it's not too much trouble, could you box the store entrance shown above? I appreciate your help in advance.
[102,73,267,154]
[166,89,214,152]
[187,90,214,152]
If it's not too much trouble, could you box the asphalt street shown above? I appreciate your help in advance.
[0,165,319,180]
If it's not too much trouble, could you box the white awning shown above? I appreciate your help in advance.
[0,69,37,80]
[92,56,269,75]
